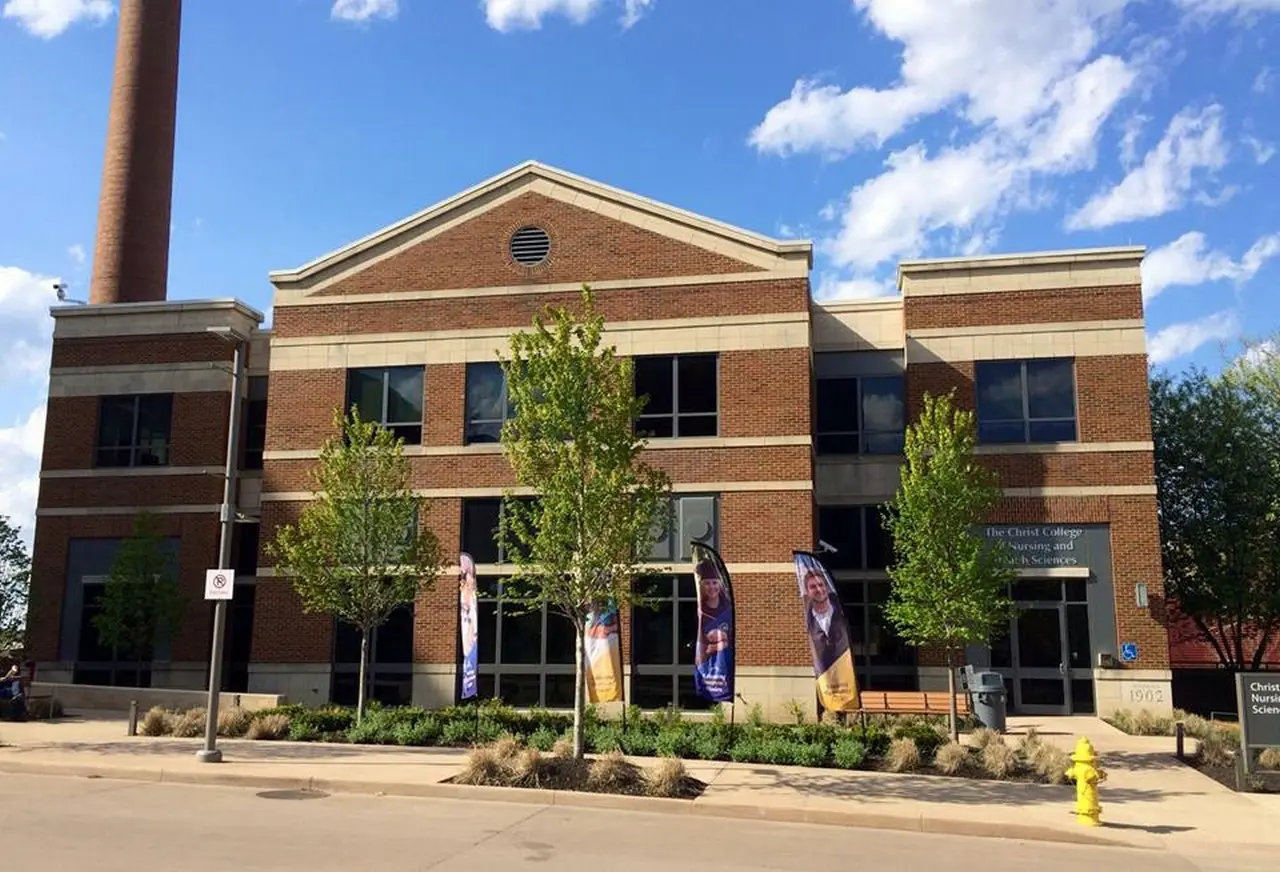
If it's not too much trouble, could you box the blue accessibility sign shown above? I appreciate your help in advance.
[1120,642,1139,663]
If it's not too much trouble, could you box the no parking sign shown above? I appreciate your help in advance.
[204,569,235,601]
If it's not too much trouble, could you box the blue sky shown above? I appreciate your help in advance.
[0,0,1278,537]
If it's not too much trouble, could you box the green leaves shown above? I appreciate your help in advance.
[883,392,1014,653]
[496,286,672,625]
[0,514,30,654]
[1152,363,1280,669]
[93,511,182,660]
[269,407,443,633]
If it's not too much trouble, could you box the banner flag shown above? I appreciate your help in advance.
[458,552,479,701]
[585,601,624,704]
[692,543,735,703]
[794,551,860,712]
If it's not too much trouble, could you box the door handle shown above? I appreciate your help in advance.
[1058,663,1067,676]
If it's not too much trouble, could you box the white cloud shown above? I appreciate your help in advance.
[620,0,652,28]
[1148,309,1241,365]
[331,0,398,23]
[1119,114,1149,167]
[0,405,44,543]
[2,0,112,38]
[1256,66,1276,94]
[813,274,896,301]
[1141,231,1280,301]
[1175,0,1280,16]
[1065,104,1228,230]
[1244,135,1276,164]
[749,0,1131,158]
[483,0,602,31]
[67,243,85,265]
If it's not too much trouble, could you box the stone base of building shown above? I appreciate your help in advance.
[1093,668,1174,718]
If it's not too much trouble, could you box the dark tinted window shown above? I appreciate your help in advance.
[815,375,905,454]
[636,354,717,438]
[346,367,424,444]
[242,376,268,470]
[976,359,1076,444]
[95,394,173,467]
[465,362,511,444]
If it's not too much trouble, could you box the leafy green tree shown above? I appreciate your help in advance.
[269,409,443,723]
[93,511,182,686]
[498,287,671,758]
[1152,368,1280,669]
[0,515,30,655]
[883,392,1015,739]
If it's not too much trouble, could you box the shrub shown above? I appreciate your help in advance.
[1198,730,1236,769]
[586,723,624,754]
[893,722,944,759]
[288,721,321,742]
[885,737,921,773]
[293,706,356,736]
[1259,747,1280,771]
[527,726,560,752]
[850,723,891,757]
[758,735,799,766]
[784,699,807,725]
[1031,744,1070,785]
[1132,709,1173,736]
[646,757,692,798]
[655,726,694,759]
[690,725,730,761]
[794,741,829,768]
[551,738,575,759]
[393,718,441,747]
[1180,713,1211,740]
[139,706,173,737]
[456,745,507,786]
[1109,709,1135,734]
[588,751,643,794]
[217,707,253,739]
[729,736,763,763]
[441,718,477,747]
[969,727,1001,749]
[981,740,1019,779]
[171,708,206,739]
[747,704,767,728]
[832,736,868,770]
[934,741,968,775]
[246,712,291,740]
[1016,727,1041,757]
[620,729,657,758]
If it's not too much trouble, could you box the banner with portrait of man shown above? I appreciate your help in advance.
[691,543,735,703]
[794,551,859,712]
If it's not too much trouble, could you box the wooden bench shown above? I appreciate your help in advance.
[857,690,971,717]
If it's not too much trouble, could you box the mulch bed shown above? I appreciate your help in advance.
[1181,757,1280,793]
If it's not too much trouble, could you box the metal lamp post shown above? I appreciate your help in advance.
[196,326,247,763]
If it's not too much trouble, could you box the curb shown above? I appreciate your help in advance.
[0,758,1150,850]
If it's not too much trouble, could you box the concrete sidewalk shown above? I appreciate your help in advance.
[1,713,1274,864]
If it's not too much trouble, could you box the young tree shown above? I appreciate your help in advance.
[0,515,30,655]
[269,409,443,723]
[498,286,671,759]
[1151,369,1280,669]
[93,511,183,686]
[883,392,1015,739]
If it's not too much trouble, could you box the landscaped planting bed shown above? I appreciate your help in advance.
[1107,707,1279,793]
[137,700,1073,785]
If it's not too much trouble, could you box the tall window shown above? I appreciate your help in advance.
[242,376,268,470]
[72,577,152,687]
[472,577,577,707]
[346,366,424,444]
[634,354,718,438]
[95,394,173,468]
[630,574,713,710]
[832,580,918,690]
[460,498,536,563]
[647,495,718,562]
[975,359,1077,444]
[816,505,893,571]
[815,376,905,455]
[332,604,414,707]
[465,362,514,445]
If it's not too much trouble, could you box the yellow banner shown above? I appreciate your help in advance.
[585,606,623,703]
[816,648,860,712]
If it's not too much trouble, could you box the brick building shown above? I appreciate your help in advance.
[26,161,1173,719]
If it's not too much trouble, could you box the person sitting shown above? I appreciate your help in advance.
[0,664,27,721]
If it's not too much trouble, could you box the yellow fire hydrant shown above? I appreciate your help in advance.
[1064,736,1107,826]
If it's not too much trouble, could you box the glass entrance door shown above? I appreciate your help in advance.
[1012,604,1070,715]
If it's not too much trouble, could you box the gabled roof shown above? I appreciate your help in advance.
[267,160,812,288]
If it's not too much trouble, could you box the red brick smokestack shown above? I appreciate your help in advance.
[89,0,182,305]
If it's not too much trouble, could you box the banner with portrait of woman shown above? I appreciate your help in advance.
[458,552,479,701]
[691,543,735,703]
[793,551,859,712]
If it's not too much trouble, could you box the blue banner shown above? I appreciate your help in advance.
[691,543,735,703]
[459,552,479,701]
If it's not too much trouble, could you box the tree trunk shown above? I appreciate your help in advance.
[946,650,959,742]
[573,621,587,760]
[357,628,370,725]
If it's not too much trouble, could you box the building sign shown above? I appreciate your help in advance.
[1237,673,1280,758]
[979,525,1091,568]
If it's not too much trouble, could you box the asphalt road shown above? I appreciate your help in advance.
[0,773,1246,871]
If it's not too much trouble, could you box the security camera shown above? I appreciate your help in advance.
[53,282,68,301]
[817,539,838,554]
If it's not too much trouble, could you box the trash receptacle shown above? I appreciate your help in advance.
[970,671,1007,732]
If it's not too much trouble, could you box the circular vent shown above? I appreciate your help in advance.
[510,226,551,265]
